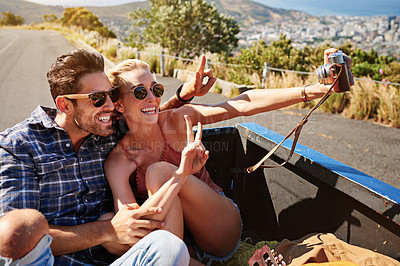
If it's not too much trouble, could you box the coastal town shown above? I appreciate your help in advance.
[238,15,400,58]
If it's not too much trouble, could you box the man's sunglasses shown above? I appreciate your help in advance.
[125,83,164,100]
[62,87,121,108]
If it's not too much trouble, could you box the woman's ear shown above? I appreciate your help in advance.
[56,96,73,114]
[114,100,124,113]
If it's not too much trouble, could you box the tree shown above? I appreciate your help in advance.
[0,11,24,26]
[128,0,239,57]
[43,14,58,23]
[60,7,116,38]
[236,35,311,75]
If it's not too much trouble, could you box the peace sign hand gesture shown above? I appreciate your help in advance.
[179,55,217,100]
[177,115,209,177]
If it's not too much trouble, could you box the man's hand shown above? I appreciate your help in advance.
[179,55,217,100]
[177,115,209,177]
[110,203,165,246]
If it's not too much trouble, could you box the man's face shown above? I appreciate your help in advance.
[72,72,115,137]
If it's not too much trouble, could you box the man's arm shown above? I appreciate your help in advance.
[0,147,103,255]
[0,147,40,216]
[160,55,217,111]
[0,147,164,256]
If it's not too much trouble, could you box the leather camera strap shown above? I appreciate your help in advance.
[246,65,342,173]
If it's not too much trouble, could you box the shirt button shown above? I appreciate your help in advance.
[66,143,71,148]
[84,198,88,203]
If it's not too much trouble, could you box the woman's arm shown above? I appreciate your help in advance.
[140,116,209,221]
[167,82,330,126]
[165,48,345,126]
[104,149,138,211]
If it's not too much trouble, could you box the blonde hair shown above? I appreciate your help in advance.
[108,59,150,87]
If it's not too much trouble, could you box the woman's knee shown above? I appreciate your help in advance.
[145,162,178,192]
[0,209,49,259]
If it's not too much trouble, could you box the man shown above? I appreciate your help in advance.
[0,48,215,265]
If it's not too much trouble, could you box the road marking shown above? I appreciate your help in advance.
[0,33,20,55]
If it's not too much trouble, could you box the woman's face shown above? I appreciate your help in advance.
[117,68,161,126]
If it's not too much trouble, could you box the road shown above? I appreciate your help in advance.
[1,28,399,189]
[0,29,75,130]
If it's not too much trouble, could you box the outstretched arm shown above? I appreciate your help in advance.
[160,55,217,111]
[168,48,351,126]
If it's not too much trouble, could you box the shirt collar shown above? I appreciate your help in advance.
[30,105,59,129]
[30,105,112,144]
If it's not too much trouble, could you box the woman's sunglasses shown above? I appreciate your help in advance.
[62,86,120,108]
[125,83,164,100]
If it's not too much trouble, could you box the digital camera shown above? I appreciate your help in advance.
[316,51,354,92]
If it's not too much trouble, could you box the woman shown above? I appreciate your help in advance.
[105,48,345,264]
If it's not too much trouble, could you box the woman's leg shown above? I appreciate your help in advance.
[144,162,241,258]
[179,175,241,257]
[142,162,185,238]
[100,161,186,256]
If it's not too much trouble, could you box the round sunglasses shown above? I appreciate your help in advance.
[62,86,121,108]
[125,83,165,100]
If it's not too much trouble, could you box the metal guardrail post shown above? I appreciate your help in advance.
[205,58,210,70]
[160,51,165,77]
[262,62,269,88]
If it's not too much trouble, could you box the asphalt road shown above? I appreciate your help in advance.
[1,28,399,189]
[0,29,75,130]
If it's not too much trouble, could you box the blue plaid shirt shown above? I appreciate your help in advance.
[0,106,117,265]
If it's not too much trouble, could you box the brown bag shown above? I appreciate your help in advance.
[275,233,400,266]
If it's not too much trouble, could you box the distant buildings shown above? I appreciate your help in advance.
[239,15,400,59]
[106,13,399,59]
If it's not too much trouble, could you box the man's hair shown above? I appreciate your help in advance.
[107,59,150,88]
[47,48,105,101]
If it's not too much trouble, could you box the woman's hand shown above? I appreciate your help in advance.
[176,115,209,177]
[179,55,217,100]
[323,48,353,92]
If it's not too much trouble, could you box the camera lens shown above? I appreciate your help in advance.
[316,64,332,85]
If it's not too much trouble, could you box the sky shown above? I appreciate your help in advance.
[24,0,400,16]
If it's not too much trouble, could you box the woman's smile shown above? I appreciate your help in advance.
[141,106,157,115]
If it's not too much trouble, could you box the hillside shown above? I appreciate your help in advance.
[0,0,312,28]
[210,0,312,27]
[0,0,64,24]
[89,0,313,28]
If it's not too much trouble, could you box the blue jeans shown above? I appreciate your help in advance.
[0,230,188,266]
[110,230,190,266]
[0,234,54,266]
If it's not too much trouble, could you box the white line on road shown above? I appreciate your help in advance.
[0,33,20,55]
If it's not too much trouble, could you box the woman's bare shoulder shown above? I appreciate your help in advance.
[105,144,131,169]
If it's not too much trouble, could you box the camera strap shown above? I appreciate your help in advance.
[246,65,342,173]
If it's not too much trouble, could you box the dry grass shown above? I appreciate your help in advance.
[376,84,400,127]
[235,70,400,128]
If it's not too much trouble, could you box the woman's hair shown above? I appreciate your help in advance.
[47,48,105,101]
[107,59,150,88]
